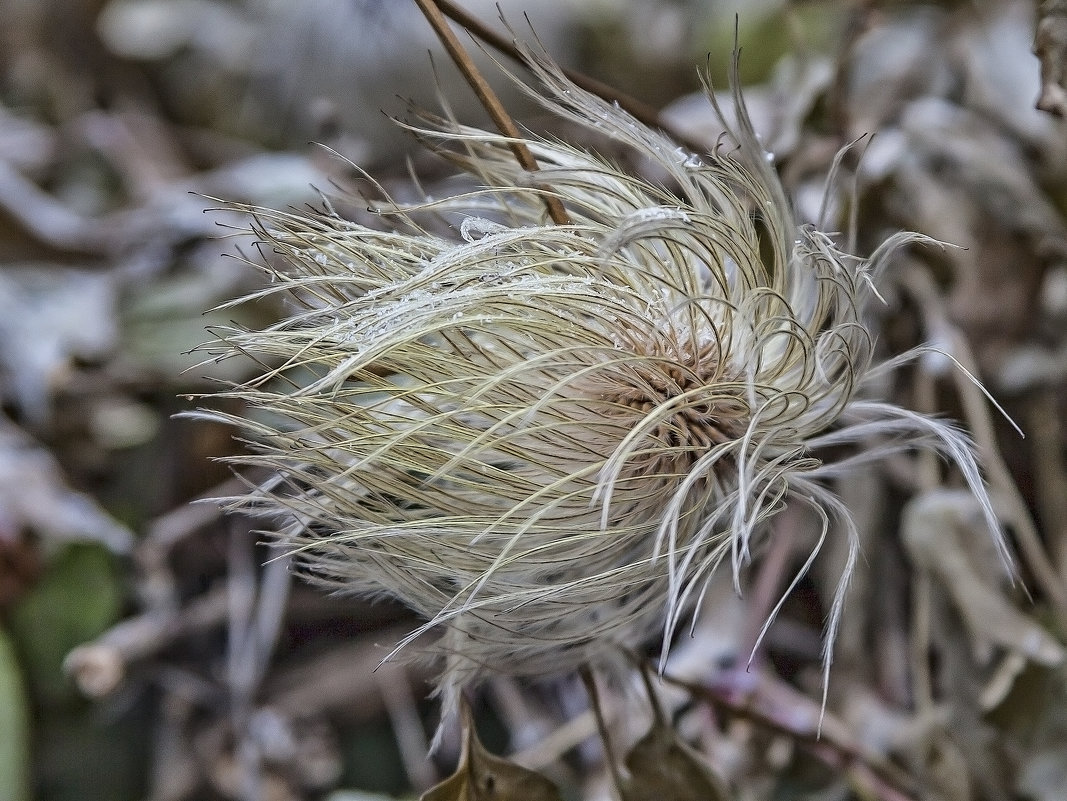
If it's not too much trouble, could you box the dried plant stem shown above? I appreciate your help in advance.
[413,0,569,224]
[909,570,934,715]
[227,528,292,711]
[433,0,705,154]
[64,589,231,697]
[510,710,598,770]
[668,672,918,801]
[376,667,437,790]
[580,667,626,801]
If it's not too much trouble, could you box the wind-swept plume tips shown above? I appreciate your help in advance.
[197,51,1002,725]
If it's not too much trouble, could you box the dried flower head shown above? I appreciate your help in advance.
[200,52,1001,723]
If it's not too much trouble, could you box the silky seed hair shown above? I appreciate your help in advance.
[197,49,1002,731]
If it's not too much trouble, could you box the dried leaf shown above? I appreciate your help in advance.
[420,770,469,801]
[420,705,562,801]
[622,726,730,801]
[846,9,954,134]
[622,669,730,801]
[96,0,248,61]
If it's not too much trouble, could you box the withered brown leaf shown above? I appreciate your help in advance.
[421,702,562,801]
[621,667,731,801]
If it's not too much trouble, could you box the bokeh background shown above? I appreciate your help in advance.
[1,1,1067,799]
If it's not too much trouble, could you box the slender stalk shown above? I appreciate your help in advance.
[665,672,919,800]
[580,666,627,801]
[635,660,668,729]
[433,0,706,154]
[412,0,570,225]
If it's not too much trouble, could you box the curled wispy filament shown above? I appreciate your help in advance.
[200,50,1000,725]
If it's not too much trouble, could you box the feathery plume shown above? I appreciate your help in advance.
[197,49,1002,729]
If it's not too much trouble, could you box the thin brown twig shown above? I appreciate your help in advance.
[664,671,919,801]
[433,0,708,154]
[579,666,627,801]
[64,589,231,697]
[412,0,570,225]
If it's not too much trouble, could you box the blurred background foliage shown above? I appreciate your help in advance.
[1,1,1066,800]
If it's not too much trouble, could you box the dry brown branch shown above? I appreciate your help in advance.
[433,0,706,154]
[902,489,1065,670]
[413,0,569,225]
[510,709,599,772]
[669,671,919,801]
[64,588,231,697]
[146,695,202,801]
[580,666,627,800]
[226,531,292,713]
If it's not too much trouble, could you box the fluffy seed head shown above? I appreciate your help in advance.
[200,52,1000,722]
